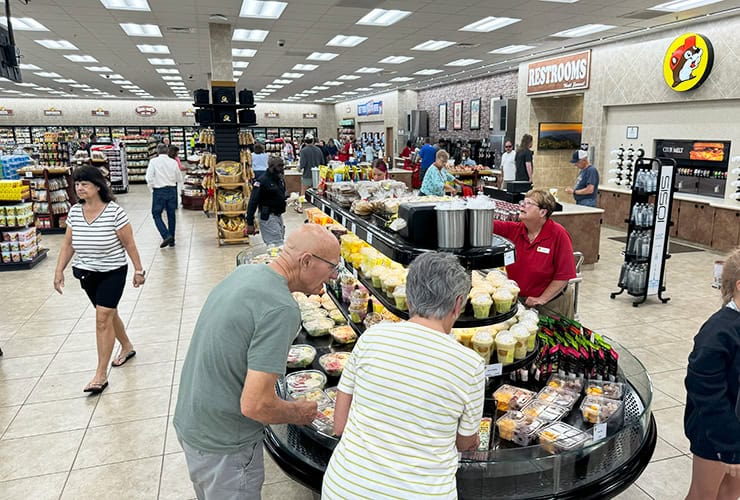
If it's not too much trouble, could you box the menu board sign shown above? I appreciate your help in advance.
[303,112,317,119]
[655,139,729,163]
[91,108,109,117]
[264,111,280,119]
[0,107,13,116]
[527,50,591,95]
[135,105,157,117]
[44,108,62,116]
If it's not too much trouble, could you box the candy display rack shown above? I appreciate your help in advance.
[21,166,77,235]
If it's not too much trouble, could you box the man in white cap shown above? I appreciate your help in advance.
[565,149,599,207]
[297,134,325,208]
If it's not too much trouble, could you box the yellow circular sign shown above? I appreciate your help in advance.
[663,33,714,92]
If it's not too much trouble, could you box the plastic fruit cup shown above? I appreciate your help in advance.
[393,286,407,310]
[512,329,530,360]
[493,290,514,314]
[472,330,494,364]
[471,294,493,319]
[495,332,516,365]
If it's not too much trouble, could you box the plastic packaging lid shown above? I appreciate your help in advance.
[287,344,317,367]
[392,285,406,298]
[471,294,493,306]
[472,330,493,343]
[496,332,516,346]
[285,370,327,393]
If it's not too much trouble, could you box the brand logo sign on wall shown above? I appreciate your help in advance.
[663,33,714,92]
[357,100,383,116]
[182,109,195,117]
[0,107,13,116]
[303,112,317,119]
[91,108,109,117]
[135,105,157,117]
[264,111,280,118]
[44,107,62,116]
[526,50,591,95]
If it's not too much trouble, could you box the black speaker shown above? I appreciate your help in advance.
[212,87,235,105]
[239,89,254,107]
[195,109,213,124]
[238,109,257,125]
[193,89,209,104]
[217,110,236,124]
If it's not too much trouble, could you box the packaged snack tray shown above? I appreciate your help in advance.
[536,386,580,410]
[324,386,338,401]
[547,374,584,394]
[478,417,492,451]
[521,400,569,423]
[538,421,591,454]
[493,385,536,412]
[291,388,332,406]
[496,411,546,446]
[311,404,336,435]
[285,370,327,394]
[585,380,624,400]
[330,325,357,344]
[286,344,316,369]
[303,318,334,337]
[580,395,624,425]
[319,352,351,377]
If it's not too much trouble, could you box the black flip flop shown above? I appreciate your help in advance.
[111,350,136,367]
[83,381,109,394]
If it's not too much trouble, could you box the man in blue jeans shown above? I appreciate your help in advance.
[145,144,183,247]
[565,149,599,207]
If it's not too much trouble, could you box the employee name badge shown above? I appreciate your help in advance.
[537,246,551,254]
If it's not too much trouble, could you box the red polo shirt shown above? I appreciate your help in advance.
[494,219,576,298]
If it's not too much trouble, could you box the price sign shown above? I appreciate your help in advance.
[340,257,346,268]
[342,216,347,226]
[504,250,515,266]
[485,364,503,378]
[25,171,33,178]
[593,423,607,441]
[366,232,373,245]
[351,223,357,234]
[352,267,358,278]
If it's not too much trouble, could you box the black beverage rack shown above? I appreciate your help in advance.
[192,84,256,162]
[610,157,677,306]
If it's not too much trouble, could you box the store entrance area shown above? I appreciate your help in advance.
[0,185,725,499]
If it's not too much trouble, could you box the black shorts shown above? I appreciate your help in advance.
[74,265,128,309]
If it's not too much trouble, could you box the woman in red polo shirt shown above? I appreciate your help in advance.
[494,189,576,317]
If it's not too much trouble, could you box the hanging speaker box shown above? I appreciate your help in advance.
[217,110,237,124]
[212,87,236,105]
[193,89,209,105]
[239,109,257,125]
[195,109,213,124]
[239,89,254,107]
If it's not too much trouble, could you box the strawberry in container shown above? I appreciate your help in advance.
[330,325,357,344]
[285,370,327,395]
[319,352,351,377]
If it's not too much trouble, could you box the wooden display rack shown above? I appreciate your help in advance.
[214,160,253,246]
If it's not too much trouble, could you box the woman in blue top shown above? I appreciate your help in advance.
[420,149,463,196]
[251,143,268,174]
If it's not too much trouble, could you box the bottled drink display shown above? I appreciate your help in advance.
[634,170,658,193]
[626,230,651,259]
[618,263,648,295]
[630,203,655,227]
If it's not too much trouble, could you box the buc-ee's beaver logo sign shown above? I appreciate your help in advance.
[662,33,714,92]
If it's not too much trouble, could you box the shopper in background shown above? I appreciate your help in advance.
[684,247,740,500]
[515,133,534,183]
[337,138,353,162]
[167,145,184,171]
[420,149,463,197]
[418,137,437,180]
[323,252,485,499]
[400,139,414,169]
[460,148,476,167]
[494,189,576,317]
[282,140,295,163]
[501,139,516,184]
[146,143,183,248]
[325,138,339,162]
[565,150,599,207]
[246,157,288,246]
[363,141,375,163]
[297,134,324,208]
[174,224,340,500]
[371,158,388,181]
[53,166,145,394]
[251,142,269,174]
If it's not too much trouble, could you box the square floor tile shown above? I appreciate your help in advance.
[653,406,691,454]
[3,397,97,439]
[106,361,175,393]
[62,455,161,500]
[0,406,20,435]
[45,349,100,376]
[650,436,684,462]
[0,429,84,481]
[613,484,653,499]
[262,479,316,500]
[0,472,67,500]
[0,355,53,381]
[74,416,167,469]
[650,369,687,402]
[91,386,171,427]
[0,377,38,407]
[635,455,692,499]
[0,335,67,358]
[159,452,196,500]
[26,370,98,404]
[13,319,78,339]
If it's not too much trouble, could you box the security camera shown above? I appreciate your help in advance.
[188,74,194,80]
[119,89,124,93]
[278,39,285,47]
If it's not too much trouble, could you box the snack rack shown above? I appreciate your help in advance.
[214,160,252,246]
[0,197,48,271]
[121,136,156,184]
[20,166,77,234]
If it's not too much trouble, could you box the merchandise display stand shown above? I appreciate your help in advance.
[122,136,156,184]
[0,195,47,271]
[91,144,128,194]
[610,158,677,307]
[21,166,76,234]
[214,161,252,246]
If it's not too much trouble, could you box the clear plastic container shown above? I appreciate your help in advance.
[537,421,590,454]
[286,344,317,369]
[546,374,585,394]
[330,325,357,344]
[580,395,624,425]
[303,318,334,337]
[319,352,351,377]
[535,386,580,410]
[328,309,347,325]
[311,403,336,435]
[478,417,492,451]
[585,380,624,400]
[393,285,407,311]
[324,386,338,401]
[493,384,536,412]
[285,370,327,394]
[521,400,569,423]
[290,388,332,406]
[496,411,546,446]
[471,294,493,319]
[363,312,383,329]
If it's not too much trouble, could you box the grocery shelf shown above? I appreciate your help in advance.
[0,248,48,272]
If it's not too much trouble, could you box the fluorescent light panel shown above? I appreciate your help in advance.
[19,63,41,70]
[86,66,113,72]
[355,87,372,91]
[156,68,179,74]
[326,35,367,47]
[35,39,79,50]
[0,17,49,31]
[649,0,723,11]
[162,76,183,80]
[489,44,536,54]
[459,16,521,32]
[356,8,411,26]
[445,58,483,66]
[15,82,37,87]
[64,55,97,63]
[389,76,414,82]
[239,0,287,19]
[303,90,318,94]
[281,72,303,78]
[103,74,124,79]
[34,72,61,78]
[53,79,77,83]
[338,75,361,80]
[266,84,284,89]
[100,0,151,11]
[233,71,244,77]
[411,40,455,51]
[232,61,250,68]
[414,69,443,75]
[307,52,338,61]
[323,81,343,86]
[147,58,175,65]
[379,56,414,64]
[120,23,162,37]
[293,64,318,71]
[232,29,269,42]
[232,48,257,57]
[355,67,383,73]
[312,86,329,90]
[137,44,170,54]
[113,80,132,84]
[273,79,293,84]
[551,24,615,37]
[370,82,391,87]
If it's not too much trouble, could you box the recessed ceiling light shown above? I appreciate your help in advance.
[338,75,361,80]
[413,69,443,75]
[411,40,455,51]
[148,58,176,65]
[162,76,183,81]
[292,64,318,71]
[232,48,257,57]
[489,44,537,54]
[233,71,244,77]
[82,88,101,92]
[266,84,284,89]
[307,52,338,61]
[103,74,124,79]
[120,23,162,37]
[156,68,179,74]
[445,58,483,66]
[53,79,77,83]
[34,71,62,78]
[113,80,133,84]
[379,56,414,64]
[64,55,98,63]
[69,84,89,88]
[19,63,41,70]
[0,17,49,31]
[34,87,53,91]
[551,24,615,37]
[355,87,372,91]
[303,90,318,94]
[312,86,329,90]
[341,91,358,95]
[355,67,383,73]
[137,44,170,54]
[326,35,367,47]
[239,0,287,19]
[356,8,411,27]
[35,39,79,50]
[459,16,521,32]
[121,85,140,89]
[100,0,151,11]
[370,82,392,87]
[273,79,293,84]
[323,81,343,86]
[232,61,250,68]
[281,72,304,79]
[85,66,113,72]
[389,76,414,82]
[649,0,722,11]
[45,90,64,94]
[232,29,269,42]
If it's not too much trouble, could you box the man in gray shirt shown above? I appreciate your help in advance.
[298,134,325,200]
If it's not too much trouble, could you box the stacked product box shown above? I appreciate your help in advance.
[0,155,32,180]
[0,203,34,228]
[1,226,39,263]
[0,180,30,201]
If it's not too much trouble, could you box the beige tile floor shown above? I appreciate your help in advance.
[0,185,728,499]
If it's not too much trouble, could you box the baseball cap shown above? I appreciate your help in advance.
[570,150,588,163]
[304,133,314,141]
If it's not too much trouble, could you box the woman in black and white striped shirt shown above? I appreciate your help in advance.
[54,166,146,394]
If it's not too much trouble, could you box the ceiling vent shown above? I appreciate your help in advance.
[335,0,384,8]
[456,42,480,48]
[621,10,666,20]
[165,27,195,34]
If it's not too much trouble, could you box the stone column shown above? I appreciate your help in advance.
[208,23,233,83]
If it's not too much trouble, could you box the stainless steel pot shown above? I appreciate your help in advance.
[435,205,466,249]
[468,208,495,247]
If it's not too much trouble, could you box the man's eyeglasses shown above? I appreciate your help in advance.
[505,145,513,149]
[519,200,540,208]
[311,253,340,272]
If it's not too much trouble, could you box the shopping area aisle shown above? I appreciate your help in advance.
[0,185,726,499]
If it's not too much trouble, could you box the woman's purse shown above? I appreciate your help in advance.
[72,267,91,281]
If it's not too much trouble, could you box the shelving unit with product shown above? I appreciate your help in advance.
[213,160,252,246]
[611,157,678,307]
[91,144,128,194]
[0,196,46,271]
[0,127,15,148]
[19,166,76,234]
[264,191,657,499]
[39,131,73,168]
[121,136,156,184]
[338,118,355,144]
[182,152,210,211]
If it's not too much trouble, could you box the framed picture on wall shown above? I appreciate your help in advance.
[470,98,481,130]
[438,102,447,130]
[453,101,463,130]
